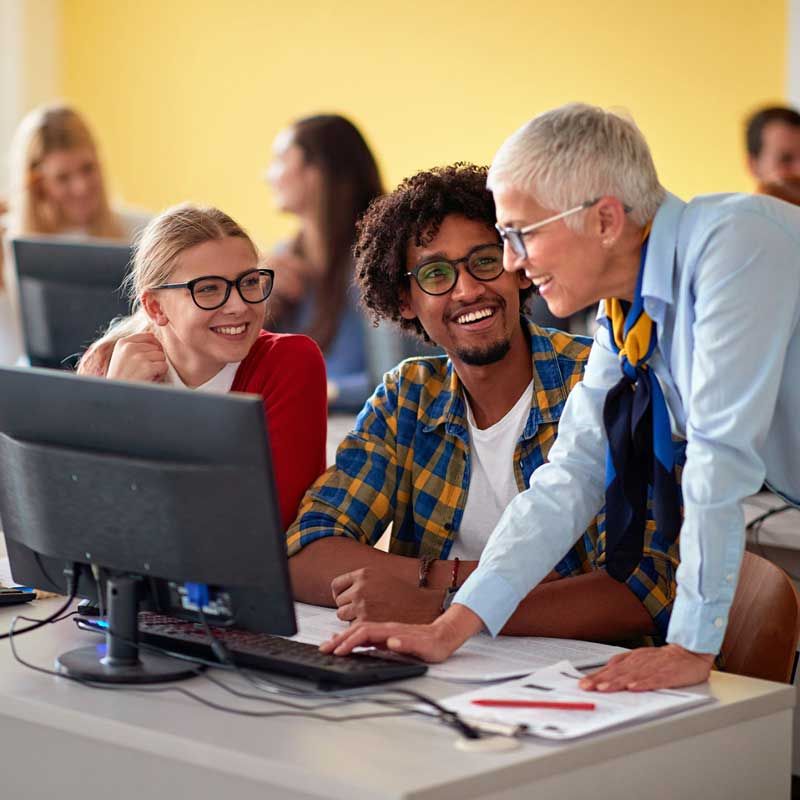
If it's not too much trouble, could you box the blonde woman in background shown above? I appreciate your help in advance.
[78,203,328,530]
[0,105,150,364]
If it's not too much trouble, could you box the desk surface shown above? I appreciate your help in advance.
[0,598,794,800]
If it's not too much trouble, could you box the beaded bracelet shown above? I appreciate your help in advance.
[418,554,437,588]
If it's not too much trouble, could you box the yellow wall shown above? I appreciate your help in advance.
[61,0,787,248]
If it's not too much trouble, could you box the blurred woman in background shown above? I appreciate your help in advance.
[0,105,150,364]
[265,114,383,411]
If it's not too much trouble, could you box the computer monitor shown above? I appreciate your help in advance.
[11,237,134,369]
[0,366,296,683]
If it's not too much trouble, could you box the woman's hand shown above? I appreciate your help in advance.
[578,644,715,692]
[319,603,484,663]
[269,252,317,305]
[106,333,168,383]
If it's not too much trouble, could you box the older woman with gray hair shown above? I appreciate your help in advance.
[322,103,800,692]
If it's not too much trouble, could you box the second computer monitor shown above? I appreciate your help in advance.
[12,237,134,369]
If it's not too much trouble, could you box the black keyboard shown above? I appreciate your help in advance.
[137,612,427,687]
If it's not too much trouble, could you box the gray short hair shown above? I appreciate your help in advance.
[487,103,665,228]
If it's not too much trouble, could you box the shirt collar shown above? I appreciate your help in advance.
[641,191,685,307]
[165,359,240,393]
[421,318,569,440]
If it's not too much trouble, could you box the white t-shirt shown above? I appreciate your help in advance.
[449,380,534,561]
[164,359,240,393]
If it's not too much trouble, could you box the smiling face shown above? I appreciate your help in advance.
[36,146,103,228]
[142,236,266,385]
[493,184,611,319]
[400,214,531,368]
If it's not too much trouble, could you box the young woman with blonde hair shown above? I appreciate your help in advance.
[0,105,150,364]
[79,203,328,529]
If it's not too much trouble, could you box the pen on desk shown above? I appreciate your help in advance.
[471,699,596,711]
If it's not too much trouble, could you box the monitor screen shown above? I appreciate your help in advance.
[11,237,134,369]
[0,366,296,681]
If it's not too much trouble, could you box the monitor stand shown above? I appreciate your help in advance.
[57,575,198,684]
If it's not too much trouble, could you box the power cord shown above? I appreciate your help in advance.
[0,564,80,641]
[193,606,480,739]
[746,503,799,580]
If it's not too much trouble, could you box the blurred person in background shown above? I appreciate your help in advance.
[0,105,151,364]
[265,114,383,411]
[745,105,800,204]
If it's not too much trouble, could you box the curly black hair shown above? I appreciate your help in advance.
[354,162,534,342]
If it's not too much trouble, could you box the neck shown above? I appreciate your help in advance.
[298,214,327,275]
[453,321,533,429]
[603,225,646,302]
[161,335,225,389]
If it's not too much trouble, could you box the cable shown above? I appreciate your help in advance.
[0,565,79,641]
[746,503,800,580]
[9,616,418,723]
[25,580,480,739]
[192,607,479,738]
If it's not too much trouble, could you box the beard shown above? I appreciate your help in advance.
[453,337,511,366]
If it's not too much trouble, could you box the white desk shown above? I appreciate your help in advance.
[0,599,793,799]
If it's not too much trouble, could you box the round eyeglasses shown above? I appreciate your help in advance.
[406,244,504,296]
[152,268,275,310]
[495,199,600,261]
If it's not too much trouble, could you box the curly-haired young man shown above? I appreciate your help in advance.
[287,164,678,643]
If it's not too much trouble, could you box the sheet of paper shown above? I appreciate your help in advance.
[441,660,712,739]
[291,602,629,682]
[0,556,14,587]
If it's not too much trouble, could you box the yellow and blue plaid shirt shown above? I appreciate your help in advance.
[287,319,679,641]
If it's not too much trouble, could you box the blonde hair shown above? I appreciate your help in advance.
[487,103,666,229]
[8,105,124,238]
[78,203,259,375]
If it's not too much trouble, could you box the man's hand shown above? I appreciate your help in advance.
[578,644,715,692]
[319,603,484,663]
[106,333,168,383]
[331,567,442,624]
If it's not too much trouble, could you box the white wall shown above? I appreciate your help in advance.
[0,0,61,195]
[790,0,800,106]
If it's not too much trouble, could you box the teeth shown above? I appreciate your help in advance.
[213,324,246,335]
[532,276,551,287]
[456,308,495,325]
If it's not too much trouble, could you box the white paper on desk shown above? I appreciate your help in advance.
[0,556,14,588]
[441,660,712,740]
[290,603,628,682]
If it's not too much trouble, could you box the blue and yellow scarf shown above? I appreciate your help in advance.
[602,229,681,581]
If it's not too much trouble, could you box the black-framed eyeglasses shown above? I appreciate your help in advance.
[152,268,275,310]
[405,243,504,296]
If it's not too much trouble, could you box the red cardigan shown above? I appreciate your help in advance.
[232,331,328,530]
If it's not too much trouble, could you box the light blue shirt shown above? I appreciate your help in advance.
[455,192,800,653]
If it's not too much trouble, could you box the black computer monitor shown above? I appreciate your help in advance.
[11,237,134,369]
[0,366,296,683]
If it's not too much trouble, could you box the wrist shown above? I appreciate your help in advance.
[671,644,716,664]
[431,603,484,648]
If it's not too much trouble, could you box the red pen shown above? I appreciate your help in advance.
[471,699,595,711]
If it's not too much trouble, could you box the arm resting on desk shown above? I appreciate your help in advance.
[290,537,656,641]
